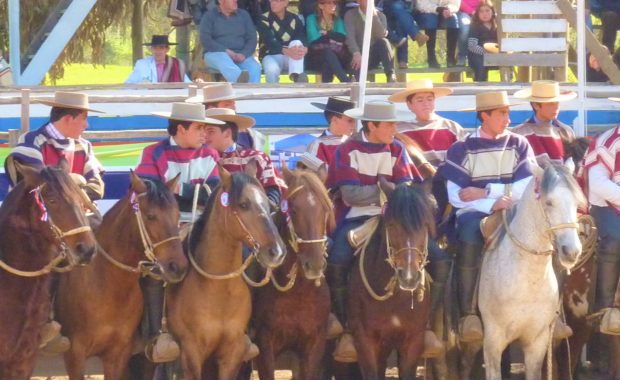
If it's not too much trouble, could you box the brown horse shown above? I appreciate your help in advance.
[253,167,335,380]
[167,168,286,380]
[0,160,97,379]
[348,183,435,380]
[56,172,188,379]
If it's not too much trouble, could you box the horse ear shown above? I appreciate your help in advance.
[219,164,232,189]
[57,156,70,172]
[129,170,148,194]
[281,163,293,183]
[166,173,181,193]
[316,164,328,184]
[14,161,43,187]
[244,158,258,178]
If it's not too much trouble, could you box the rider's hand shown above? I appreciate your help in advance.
[491,196,512,211]
[459,186,486,202]
[378,176,396,196]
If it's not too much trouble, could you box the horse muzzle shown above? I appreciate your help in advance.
[300,256,327,281]
[69,241,97,266]
[558,244,582,270]
[396,268,422,292]
[257,243,287,269]
[160,259,188,284]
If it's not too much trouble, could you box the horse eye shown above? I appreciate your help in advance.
[147,213,157,221]
[239,202,250,210]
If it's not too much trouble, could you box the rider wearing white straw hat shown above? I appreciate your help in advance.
[438,91,536,343]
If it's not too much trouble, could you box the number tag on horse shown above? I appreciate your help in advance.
[220,192,229,207]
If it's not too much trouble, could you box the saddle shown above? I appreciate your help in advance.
[480,212,503,244]
[348,216,380,249]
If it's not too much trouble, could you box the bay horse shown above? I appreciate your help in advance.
[56,171,189,379]
[253,167,334,380]
[348,183,436,380]
[167,168,286,380]
[479,165,586,380]
[0,159,97,379]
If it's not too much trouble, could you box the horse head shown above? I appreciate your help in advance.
[535,165,586,269]
[16,158,97,266]
[128,171,188,283]
[281,166,334,280]
[219,167,286,269]
[383,183,436,291]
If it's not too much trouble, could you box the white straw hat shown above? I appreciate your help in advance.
[186,83,249,103]
[152,103,224,124]
[344,100,408,122]
[388,78,453,103]
[513,80,577,103]
[33,91,104,113]
[459,91,523,112]
[205,108,256,130]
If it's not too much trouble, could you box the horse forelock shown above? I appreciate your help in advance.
[384,183,436,237]
[540,164,586,208]
[142,178,176,207]
[40,166,82,203]
[290,170,335,226]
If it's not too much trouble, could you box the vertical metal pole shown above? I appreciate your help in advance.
[576,0,586,137]
[20,89,30,134]
[357,0,375,107]
[8,0,20,84]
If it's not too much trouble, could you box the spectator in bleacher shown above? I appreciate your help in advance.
[466,0,497,82]
[587,48,611,83]
[186,83,267,151]
[456,0,480,67]
[415,0,460,68]
[306,0,352,83]
[590,0,620,54]
[257,0,309,83]
[380,0,429,69]
[614,47,620,68]
[126,35,191,84]
[344,0,395,82]
[200,0,262,83]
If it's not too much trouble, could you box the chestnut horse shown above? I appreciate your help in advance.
[253,168,335,380]
[56,172,189,379]
[167,169,286,380]
[348,183,436,380]
[0,160,97,379]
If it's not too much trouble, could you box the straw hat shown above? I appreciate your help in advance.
[310,96,356,116]
[388,78,453,103]
[459,91,523,112]
[205,108,256,130]
[186,83,249,104]
[152,103,225,124]
[344,100,408,122]
[513,80,577,103]
[34,91,103,113]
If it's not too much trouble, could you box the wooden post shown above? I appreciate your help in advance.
[176,25,190,70]
[8,129,20,147]
[20,89,30,134]
[131,0,144,64]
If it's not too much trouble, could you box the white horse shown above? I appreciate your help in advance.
[478,165,586,380]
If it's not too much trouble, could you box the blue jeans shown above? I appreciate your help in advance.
[468,52,488,81]
[383,0,421,39]
[204,51,262,83]
[328,216,370,267]
[457,11,471,62]
[456,212,486,245]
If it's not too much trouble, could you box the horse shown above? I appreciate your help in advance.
[478,164,586,380]
[167,168,287,380]
[347,183,436,380]
[252,167,335,380]
[0,159,97,379]
[55,171,189,380]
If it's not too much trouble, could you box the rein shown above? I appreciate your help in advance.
[0,185,92,277]
[99,192,181,278]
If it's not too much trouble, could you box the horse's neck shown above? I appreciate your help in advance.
[195,209,243,274]
[503,190,554,269]
[97,200,144,266]
[365,229,396,286]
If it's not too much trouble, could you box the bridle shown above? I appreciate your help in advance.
[99,191,181,278]
[0,184,93,277]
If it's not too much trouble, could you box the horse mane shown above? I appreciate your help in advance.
[188,172,263,252]
[540,164,587,208]
[384,183,436,237]
[141,178,176,207]
[289,169,336,230]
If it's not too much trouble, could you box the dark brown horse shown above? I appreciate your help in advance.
[56,172,188,379]
[348,183,435,380]
[0,160,97,379]
[253,167,335,380]
[167,168,286,380]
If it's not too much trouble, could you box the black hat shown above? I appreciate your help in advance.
[311,96,356,118]
[143,35,177,46]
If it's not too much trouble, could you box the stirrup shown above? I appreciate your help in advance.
[333,333,357,363]
[40,335,71,355]
[601,308,620,335]
[459,315,483,343]
[145,332,180,363]
[327,313,344,339]
[422,330,445,358]
[39,320,62,348]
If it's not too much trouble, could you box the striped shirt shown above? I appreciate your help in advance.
[219,145,279,188]
[306,130,349,169]
[512,115,575,168]
[5,123,105,200]
[135,137,220,188]
[583,126,620,211]
[397,116,466,167]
